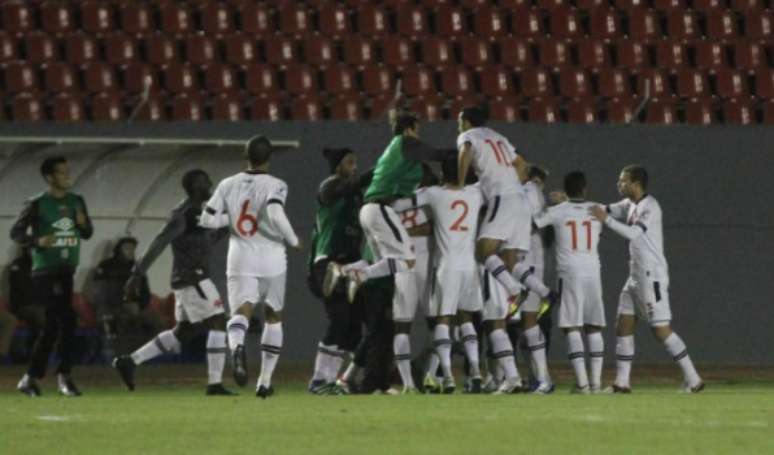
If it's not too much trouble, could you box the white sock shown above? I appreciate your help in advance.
[206,331,227,385]
[511,263,550,298]
[523,325,550,384]
[363,258,410,280]
[312,343,338,382]
[426,352,440,377]
[434,324,453,380]
[227,314,249,351]
[663,332,701,386]
[258,322,282,388]
[566,330,589,388]
[484,255,522,296]
[393,333,415,388]
[489,329,520,382]
[131,330,180,365]
[460,322,481,378]
[342,361,361,383]
[615,335,634,388]
[587,332,604,389]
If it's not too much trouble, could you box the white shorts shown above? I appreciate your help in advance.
[413,249,433,317]
[227,273,287,313]
[360,202,415,262]
[482,268,509,321]
[479,192,531,252]
[392,271,418,322]
[617,275,671,326]
[173,279,225,324]
[431,268,483,317]
[520,266,544,313]
[557,274,606,328]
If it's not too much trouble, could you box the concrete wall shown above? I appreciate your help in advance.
[0,122,772,365]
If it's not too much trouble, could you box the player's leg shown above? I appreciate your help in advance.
[52,274,81,396]
[253,273,287,398]
[352,204,415,284]
[423,316,441,393]
[504,194,554,302]
[585,325,604,392]
[19,275,60,396]
[565,327,589,393]
[392,270,419,393]
[434,315,455,393]
[226,275,258,387]
[520,296,552,393]
[203,313,234,395]
[487,319,523,394]
[459,311,482,392]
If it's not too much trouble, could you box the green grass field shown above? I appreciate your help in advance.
[1,365,773,455]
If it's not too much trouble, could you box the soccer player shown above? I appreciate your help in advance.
[397,157,485,394]
[590,165,704,393]
[112,170,234,396]
[456,107,555,393]
[11,156,93,397]
[307,148,367,394]
[534,172,605,393]
[199,135,302,399]
[332,113,451,393]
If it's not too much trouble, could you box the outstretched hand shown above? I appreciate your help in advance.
[589,205,608,222]
[548,191,568,205]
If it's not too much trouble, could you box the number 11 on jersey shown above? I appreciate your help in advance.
[566,220,592,251]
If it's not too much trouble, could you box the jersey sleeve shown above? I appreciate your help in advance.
[133,209,186,275]
[606,199,630,221]
[200,181,228,229]
[413,186,433,208]
[533,205,556,229]
[456,130,473,150]
[268,180,289,206]
[637,198,661,233]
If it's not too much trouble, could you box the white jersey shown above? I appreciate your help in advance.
[534,200,603,277]
[396,203,430,256]
[456,126,522,200]
[205,171,289,277]
[523,181,546,270]
[606,195,668,279]
[415,184,483,271]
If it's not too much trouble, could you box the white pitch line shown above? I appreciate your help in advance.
[36,415,82,422]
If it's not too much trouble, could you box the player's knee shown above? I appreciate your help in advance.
[394,321,412,334]
[437,316,451,326]
[405,259,415,270]
[425,317,437,330]
[584,324,602,333]
[522,312,539,328]
[205,314,227,331]
[650,323,672,341]
[264,307,282,323]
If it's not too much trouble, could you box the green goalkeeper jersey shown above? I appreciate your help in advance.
[312,178,362,263]
[363,135,423,203]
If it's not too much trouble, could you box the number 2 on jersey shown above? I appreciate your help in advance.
[485,139,510,166]
[237,200,258,237]
[449,200,469,232]
[566,220,592,251]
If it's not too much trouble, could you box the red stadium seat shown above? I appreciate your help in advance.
[480,67,515,98]
[755,69,774,99]
[172,94,205,121]
[488,98,522,121]
[290,97,323,120]
[627,7,661,41]
[362,66,395,96]
[606,97,638,123]
[498,38,534,69]
[550,6,583,39]
[589,8,621,40]
[145,34,179,66]
[369,95,394,119]
[41,2,75,35]
[104,33,138,65]
[2,3,34,35]
[279,4,312,37]
[705,10,739,40]
[397,6,429,37]
[730,0,765,11]
[645,99,677,124]
[265,37,298,66]
[330,95,362,121]
[224,34,257,66]
[52,94,85,122]
[615,39,650,69]
[692,0,724,11]
[722,99,754,124]
[410,97,444,122]
[441,67,475,97]
[81,1,114,35]
[4,61,39,93]
[576,0,608,10]
[762,100,774,124]
[122,62,159,94]
[343,37,376,67]
[511,7,544,38]
[693,40,727,70]
[652,0,687,11]
[447,96,481,119]
[744,9,774,41]
[733,41,765,71]
[676,69,709,98]
[0,33,18,63]
[539,39,571,69]
[536,0,565,10]
[527,98,560,123]
[683,98,716,124]
[161,63,198,94]
[577,39,612,69]
[23,32,58,64]
[714,68,749,98]
[462,0,492,8]
[65,33,99,64]
[474,6,507,38]
[567,98,598,123]
[83,62,117,93]
[284,64,318,95]
[200,2,234,36]
[382,36,415,69]
[304,35,336,67]
[186,34,218,66]
[211,93,244,121]
[520,68,555,97]
[239,2,274,34]
[358,5,390,36]
[499,0,532,7]
[559,69,592,98]
[11,93,44,121]
[636,69,671,98]
[119,3,155,37]
[655,40,688,68]
[43,62,78,92]
[402,66,437,97]
[435,6,467,36]
[422,37,455,67]
[204,63,238,94]
[91,92,124,121]
[666,11,700,40]
[132,95,168,121]
[460,37,492,67]
[160,3,193,36]
[318,5,351,38]
[613,0,649,10]
[597,68,631,98]
[243,64,279,95]
[323,65,357,94]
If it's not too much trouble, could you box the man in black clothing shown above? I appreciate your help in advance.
[7,247,43,356]
[112,169,234,396]
[11,156,93,397]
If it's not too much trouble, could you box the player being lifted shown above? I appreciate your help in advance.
[327,113,452,393]
[199,136,302,399]
[114,170,234,396]
[456,107,555,394]
[535,172,605,393]
[394,157,485,394]
[590,165,704,393]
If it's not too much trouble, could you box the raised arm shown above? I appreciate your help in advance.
[457,142,473,187]
[200,183,229,229]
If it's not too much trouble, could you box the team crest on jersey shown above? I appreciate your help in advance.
[52,217,74,231]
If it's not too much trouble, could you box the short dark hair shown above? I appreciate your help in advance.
[392,113,418,135]
[528,165,548,182]
[181,169,209,195]
[245,135,272,166]
[460,106,486,127]
[441,155,458,184]
[563,171,587,198]
[622,164,648,190]
[40,156,67,179]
